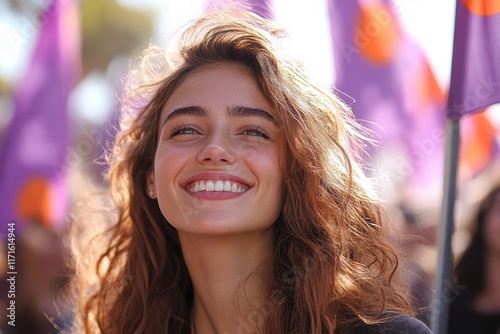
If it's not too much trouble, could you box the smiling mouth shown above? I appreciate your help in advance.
[186,180,249,193]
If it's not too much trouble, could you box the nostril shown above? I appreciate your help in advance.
[201,156,229,163]
[197,142,235,164]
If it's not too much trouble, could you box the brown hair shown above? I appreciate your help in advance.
[70,9,413,333]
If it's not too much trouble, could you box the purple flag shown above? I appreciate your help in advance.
[328,0,446,194]
[204,0,274,18]
[0,0,80,235]
[447,1,500,118]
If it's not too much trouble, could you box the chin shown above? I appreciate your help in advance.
[175,215,274,236]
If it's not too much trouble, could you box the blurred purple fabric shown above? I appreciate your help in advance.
[447,1,500,118]
[328,0,446,193]
[0,0,80,235]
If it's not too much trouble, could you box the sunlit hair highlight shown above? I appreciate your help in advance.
[70,9,413,334]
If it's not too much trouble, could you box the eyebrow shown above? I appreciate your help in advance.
[162,106,207,128]
[229,106,276,124]
[162,105,276,127]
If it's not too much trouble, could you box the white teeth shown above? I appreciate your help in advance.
[215,180,224,191]
[188,180,247,193]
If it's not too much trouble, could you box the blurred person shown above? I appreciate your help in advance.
[68,9,431,334]
[448,183,500,333]
[1,221,72,334]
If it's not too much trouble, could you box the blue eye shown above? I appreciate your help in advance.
[170,125,198,137]
[241,126,270,139]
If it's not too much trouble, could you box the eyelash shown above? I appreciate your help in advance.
[169,124,198,137]
[168,125,270,139]
[241,126,270,139]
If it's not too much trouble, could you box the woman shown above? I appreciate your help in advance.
[448,183,500,334]
[70,9,431,334]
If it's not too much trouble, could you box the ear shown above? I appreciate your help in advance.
[146,170,157,199]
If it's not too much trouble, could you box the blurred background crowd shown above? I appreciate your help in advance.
[0,0,499,333]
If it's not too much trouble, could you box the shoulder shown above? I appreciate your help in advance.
[353,314,432,334]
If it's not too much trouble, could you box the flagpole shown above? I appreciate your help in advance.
[430,118,460,334]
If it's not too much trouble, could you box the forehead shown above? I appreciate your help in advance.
[162,62,274,115]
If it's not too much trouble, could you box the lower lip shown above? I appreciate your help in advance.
[184,189,248,200]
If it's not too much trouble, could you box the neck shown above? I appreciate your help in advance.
[179,230,273,334]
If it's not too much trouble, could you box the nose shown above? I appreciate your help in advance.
[197,131,236,164]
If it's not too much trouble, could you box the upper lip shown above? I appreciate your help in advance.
[181,172,252,189]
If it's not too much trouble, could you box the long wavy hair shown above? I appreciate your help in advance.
[69,9,413,334]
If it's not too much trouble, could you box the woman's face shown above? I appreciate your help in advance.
[484,190,500,254]
[151,62,285,236]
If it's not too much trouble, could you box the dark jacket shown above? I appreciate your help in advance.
[353,314,432,334]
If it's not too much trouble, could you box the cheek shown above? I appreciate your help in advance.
[153,148,185,200]
[252,146,282,176]
[154,145,185,176]
[256,149,284,206]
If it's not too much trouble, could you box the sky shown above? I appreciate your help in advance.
[0,0,457,124]
[118,0,457,88]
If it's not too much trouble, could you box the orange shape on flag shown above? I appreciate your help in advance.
[356,1,401,64]
[16,176,53,227]
[413,61,446,113]
[459,110,496,179]
[462,0,500,16]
